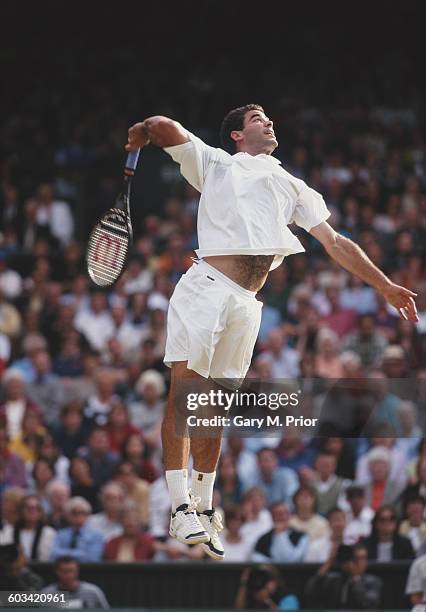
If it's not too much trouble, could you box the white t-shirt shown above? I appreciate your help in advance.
[406,555,426,599]
[164,133,330,271]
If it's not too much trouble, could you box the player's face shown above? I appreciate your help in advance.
[241,109,278,151]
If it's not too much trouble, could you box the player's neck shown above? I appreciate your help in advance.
[237,144,274,156]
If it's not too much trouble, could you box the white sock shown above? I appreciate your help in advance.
[165,469,190,512]
[191,469,216,512]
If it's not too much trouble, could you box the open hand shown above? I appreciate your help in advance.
[381,283,418,322]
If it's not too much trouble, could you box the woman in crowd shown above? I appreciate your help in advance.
[122,432,158,483]
[12,494,56,561]
[289,486,329,541]
[362,505,414,561]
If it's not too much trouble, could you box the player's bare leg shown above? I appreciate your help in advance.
[162,361,209,545]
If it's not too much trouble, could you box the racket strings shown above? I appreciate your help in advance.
[87,223,129,286]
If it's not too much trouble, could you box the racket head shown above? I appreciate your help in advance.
[86,207,133,287]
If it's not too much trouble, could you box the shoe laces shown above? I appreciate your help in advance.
[210,511,223,533]
[188,490,223,533]
[186,494,201,514]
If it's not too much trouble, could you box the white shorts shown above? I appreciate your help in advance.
[164,260,262,386]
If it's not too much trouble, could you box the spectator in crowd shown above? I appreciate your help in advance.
[52,401,91,460]
[0,543,43,591]
[128,369,166,442]
[0,425,27,489]
[306,543,382,609]
[223,435,257,485]
[26,349,65,426]
[289,486,329,541]
[403,457,426,510]
[215,453,244,512]
[240,487,273,551]
[35,183,74,247]
[313,327,344,378]
[406,553,426,607]
[77,427,119,490]
[9,409,46,465]
[68,457,100,512]
[243,447,299,507]
[0,288,21,340]
[343,313,388,368]
[0,487,26,541]
[10,494,56,561]
[42,555,109,608]
[104,505,156,561]
[395,401,422,462]
[252,501,308,562]
[222,507,253,563]
[235,565,300,610]
[113,460,150,527]
[0,369,42,440]
[305,507,348,563]
[104,400,140,454]
[36,434,70,484]
[362,446,405,511]
[28,458,56,511]
[74,292,114,353]
[87,482,125,540]
[362,505,414,561]
[50,496,104,562]
[0,251,22,300]
[343,485,374,544]
[10,334,48,384]
[45,480,70,530]
[83,369,119,427]
[274,428,316,474]
[399,496,426,554]
[258,328,300,379]
[320,284,358,338]
[306,452,351,516]
[122,432,158,483]
[316,429,356,479]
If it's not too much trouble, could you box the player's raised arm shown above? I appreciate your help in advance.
[310,221,419,322]
[125,116,189,150]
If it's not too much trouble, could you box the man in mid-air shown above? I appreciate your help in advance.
[126,104,417,560]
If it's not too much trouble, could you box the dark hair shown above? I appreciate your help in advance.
[346,485,365,499]
[405,495,426,511]
[257,446,276,458]
[371,504,398,536]
[54,555,78,569]
[336,543,355,564]
[220,104,264,152]
[292,486,317,511]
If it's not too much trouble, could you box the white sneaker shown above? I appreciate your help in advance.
[198,508,225,560]
[169,496,210,545]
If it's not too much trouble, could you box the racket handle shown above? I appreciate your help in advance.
[124,149,140,176]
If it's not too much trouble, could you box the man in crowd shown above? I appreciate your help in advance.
[42,555,109,608]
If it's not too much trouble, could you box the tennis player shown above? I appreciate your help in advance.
[126,104,418,560]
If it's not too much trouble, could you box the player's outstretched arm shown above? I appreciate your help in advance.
[310,221,418,322]
[125,116,189,150]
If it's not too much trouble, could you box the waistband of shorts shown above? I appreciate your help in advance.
[192,259,257,298]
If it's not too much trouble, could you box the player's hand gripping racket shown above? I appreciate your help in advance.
[86,149,140,286]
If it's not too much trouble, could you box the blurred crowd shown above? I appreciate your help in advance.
[1,95,426,611]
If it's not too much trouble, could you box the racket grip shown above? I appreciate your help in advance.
[125,149,140,174]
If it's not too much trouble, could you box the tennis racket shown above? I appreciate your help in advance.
[86,149,140,286]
